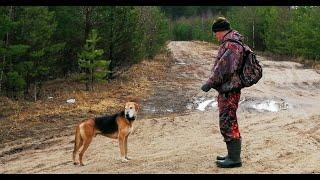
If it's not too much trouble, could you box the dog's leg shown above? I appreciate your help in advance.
[124,135,131,160]
[78,123,94,166]
[118,134,128,162]
[79,137,92,166]
[73,126,83,165]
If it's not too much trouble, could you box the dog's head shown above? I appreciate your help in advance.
[124,102,140,121]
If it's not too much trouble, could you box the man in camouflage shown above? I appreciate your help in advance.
[201,17,245,168]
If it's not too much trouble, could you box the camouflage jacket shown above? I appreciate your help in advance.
[205,30,246,93]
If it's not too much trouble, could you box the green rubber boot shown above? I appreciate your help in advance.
[216,154,228,161]
[216,143,228,160]
[216,139,242,168]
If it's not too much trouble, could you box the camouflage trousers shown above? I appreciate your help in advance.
[217,91,241,142]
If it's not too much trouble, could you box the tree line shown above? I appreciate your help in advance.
[1,6,319,101]
[167,6,320,60]
[0,6,169,100]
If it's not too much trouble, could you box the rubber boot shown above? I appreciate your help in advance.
[216,143,228,160]
[216,139,242,168]
[216,154,228,160]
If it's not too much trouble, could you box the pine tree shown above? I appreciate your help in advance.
[78,29,110,91]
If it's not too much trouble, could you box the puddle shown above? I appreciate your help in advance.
[142,97,292,116]
[166,109,174,112]
[139,77,192,119]
[196,99,217,111]
[193,98,218,111]
[175,62,186,65]
[249,100,290,112]
[240,97,292,113]
[144,107,156,113]
[174,59,187,65]
[251,100,279,112]
[192,97,291,113]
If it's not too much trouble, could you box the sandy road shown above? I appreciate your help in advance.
[1,41,320,173]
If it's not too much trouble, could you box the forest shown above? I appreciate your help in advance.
[1,6,319,100]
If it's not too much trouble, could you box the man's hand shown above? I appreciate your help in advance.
[201,83,211,92]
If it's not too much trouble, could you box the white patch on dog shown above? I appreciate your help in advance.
[125,103,137,119]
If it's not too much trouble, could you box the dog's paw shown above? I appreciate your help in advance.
[73,162,79,165]
[121,158,129,163]
[125,156,132,160]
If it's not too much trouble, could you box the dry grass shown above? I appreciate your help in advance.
[0,52,172,144]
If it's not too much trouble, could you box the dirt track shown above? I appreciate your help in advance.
[1,41,320,173]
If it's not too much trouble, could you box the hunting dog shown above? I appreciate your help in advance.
[72,102,140,166]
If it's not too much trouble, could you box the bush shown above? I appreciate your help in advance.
[5,71,26,99]
[171,17,214,42]
[172,20,193,40]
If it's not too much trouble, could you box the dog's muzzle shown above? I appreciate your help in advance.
[126,114,136,121]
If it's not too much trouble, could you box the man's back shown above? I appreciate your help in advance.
[208,29,245,93]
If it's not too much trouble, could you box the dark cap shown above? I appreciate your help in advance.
[212,17,230,32]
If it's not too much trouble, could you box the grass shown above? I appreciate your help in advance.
[0,52,172,144]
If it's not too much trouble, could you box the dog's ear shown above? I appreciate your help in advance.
[134,102,141,112]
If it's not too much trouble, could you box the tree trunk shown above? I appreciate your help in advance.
[0,6,13,94]
[90,64,94,91]
[34,83,37,102]
[84,6,92,43]
[108,9,115,79]
[201,14,204,32]
[108,9,114,60]
[252,19,255,49]
[85,82,89,91]
[0,50,6,94]
[83,6,93,91]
